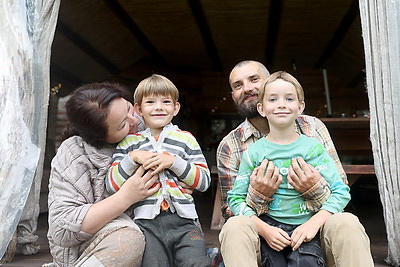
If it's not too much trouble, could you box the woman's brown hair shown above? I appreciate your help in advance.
[63,82,131,148]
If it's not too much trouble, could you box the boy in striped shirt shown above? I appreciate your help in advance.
[106,74,211,267]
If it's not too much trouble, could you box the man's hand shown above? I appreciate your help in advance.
[287,157,322,193]
[250,159,281,198]
[143,153,175,174]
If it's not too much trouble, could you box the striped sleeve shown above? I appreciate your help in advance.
[167,130,211,192]
[105,134,142,194]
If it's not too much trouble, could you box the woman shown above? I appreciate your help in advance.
[47,82,160,266]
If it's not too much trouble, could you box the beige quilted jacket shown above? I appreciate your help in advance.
[47,136,133,266]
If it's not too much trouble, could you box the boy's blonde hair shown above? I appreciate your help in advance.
[134,74,179,105]
[258,71,305,103]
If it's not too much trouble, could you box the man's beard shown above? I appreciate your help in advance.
[234,101,259,118]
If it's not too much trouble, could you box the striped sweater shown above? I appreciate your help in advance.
[105,123,210,220]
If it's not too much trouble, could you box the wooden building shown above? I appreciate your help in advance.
[1,0,399,265]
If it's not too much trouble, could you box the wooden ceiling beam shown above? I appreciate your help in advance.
[265,0,283,68]
[50,64,85,96]
[187,0,222,71]
[57,21,120,75]
[313,0,359,69]
[104,0,166,64]
[51,64,84,85]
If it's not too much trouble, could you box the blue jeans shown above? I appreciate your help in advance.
[259,215,327,267]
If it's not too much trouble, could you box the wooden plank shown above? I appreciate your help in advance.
[210,182,225,230]
[320,117,370,129]
[343,164,375,175]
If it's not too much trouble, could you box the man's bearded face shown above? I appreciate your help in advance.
[233,91,260,118]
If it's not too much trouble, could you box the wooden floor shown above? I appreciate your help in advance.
[1,176,390,267]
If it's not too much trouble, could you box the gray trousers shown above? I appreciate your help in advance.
[135,210,211,267]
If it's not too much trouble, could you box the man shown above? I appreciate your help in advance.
[217,60,373,267]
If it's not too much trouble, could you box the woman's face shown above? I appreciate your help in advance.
[105,97,138,144]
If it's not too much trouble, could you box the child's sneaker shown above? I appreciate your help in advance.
[207,247,224,267]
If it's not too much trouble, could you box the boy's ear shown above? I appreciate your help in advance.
[298,101,305,114]
[257,102,266,117]
[173,102,181,116]
[134,103,142,116]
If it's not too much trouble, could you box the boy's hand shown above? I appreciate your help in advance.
[143,153,175,174]
[291,209,331,250]
[129,150,156,165]
[290,220,320,251]
[257,220,291,251]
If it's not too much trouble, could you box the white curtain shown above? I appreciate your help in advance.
[359,0,400,265]
[0,0,60,258]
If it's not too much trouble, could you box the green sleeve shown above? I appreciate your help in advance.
[227,150,257,217]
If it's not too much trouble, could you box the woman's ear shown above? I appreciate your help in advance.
[257,102,266,117]
[173,102,181,116]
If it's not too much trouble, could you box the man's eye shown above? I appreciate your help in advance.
[251,77,259,82]
[233,84,242,90]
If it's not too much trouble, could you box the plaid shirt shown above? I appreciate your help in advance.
[216,115,347,219]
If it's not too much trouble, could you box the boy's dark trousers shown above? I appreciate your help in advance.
[259,214,327,267]
[135,210,211,267]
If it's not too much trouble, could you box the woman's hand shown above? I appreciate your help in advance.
[178,181,194,194]
[81,166,159,234]
[118,166,160,206]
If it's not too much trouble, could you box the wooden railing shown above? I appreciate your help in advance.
[343,164,375,175]
[320,117,375,185]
